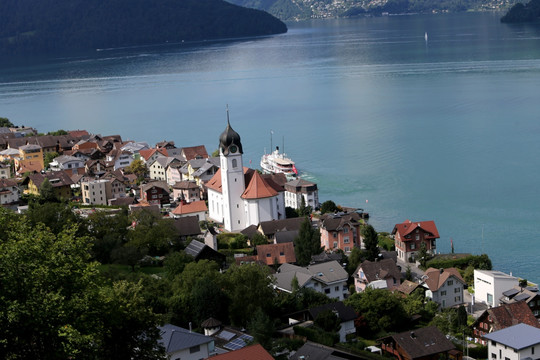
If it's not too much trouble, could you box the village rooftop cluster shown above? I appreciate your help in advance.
[1,123,539,360]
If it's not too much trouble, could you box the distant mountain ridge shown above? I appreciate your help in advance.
[0,0,287,55]
[501,0,540,22]
[226,0,521,20]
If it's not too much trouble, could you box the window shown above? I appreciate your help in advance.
[532,347,535,355]
[410,243,416,250]
[487,293,494,305]
[455,287,460,293]
[455,296,461,302]
[344,237,350,244]
[325,288,330,294]
[441,291,447,296]
[344,227,349,233]
[190,345,200,354]
[335,286,339,291]
[232,159,238,168]
[447,280,453,286]
[333,233,337,239]
[333,242,337,249]
[416,235,420,240]
[344,247,350,252]
[266,253,271,257]
[491,353,496,359]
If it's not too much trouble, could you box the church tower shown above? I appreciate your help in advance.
[219,111,246,232]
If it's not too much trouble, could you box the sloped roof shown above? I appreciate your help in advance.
[206,167,253,194]
[158,324,213,354]
[172,216,202,237]
[240,224,260,239]
[208,344,274,360]
[483,301,540,330]
[309,301,357,322]
[483,323,540,350]
[256,242,296,265]
[423,267,466,292]
[25,171,74,188]
[173,181,199,190]
[259,217,305,236]
[274,260,348,292]
[242,171,278,199]
[181,145,208,161]
[396,280,422,295]
[380,326,454,359]
[140,181,170,194]
[320,212,362,232]
[139,148,168,161]
[356,258,401,284]
[172,200,208,215]
[392,219,440,238]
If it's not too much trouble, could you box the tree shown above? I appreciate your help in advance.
[44,151,59,169]
[361,224,379,261]
[294,217,322,266]
[112,244,147,272]
[163,251,193,279]
[87,209,130,263]
[346,247,364,275]
[251,232,269,246]
[127,210,177,255]
[248,308,275,350]
[320,200,338,214]
[418,241,429,268]
[190,277,230,326]
[297,196,311,217]
[285,206,299,218]
[314,309,341,333]
[39,177,59,202]
[0,117,14,127]
[123,159,148,182]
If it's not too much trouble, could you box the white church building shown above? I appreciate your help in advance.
[207,120,285,232]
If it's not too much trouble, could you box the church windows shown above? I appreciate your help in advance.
[232,159,238,168]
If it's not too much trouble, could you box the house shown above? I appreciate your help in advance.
[180,145,208,161]
[204,344,274,360]
[396,280,425,298]
[149,157,182,182]
[140,181,170,206]
[308,301,357,342]
[105,149,133,170]
[81,178,111,205]
[354,258,401,292]
[121,141,150,156]
[139,148,168,164]
[379,326,456,360]
[273,260,349,300]
[472,301,540,345]
[158,324,215,360]
[255,242,296,266]
[0,148,20,162]
[171,200,208,221]
[167,161,185,186]
[483,323,540,360]
[184,240,226,266]
[257,217,305,241]
[191,157,220,186]
[422,267,466,308]
[207,121,287,232]
[49,155,85,174]
[0,178,19,205]
[474,269,519,308]
[15,144,44,173]
[100,171,127,199]
[172,181,201,203]
[284,178,319,210]
[204,226,219,250]
[23,171,74,199]
[172,216,202,241]
[319,212,363,253]
[392,219,439,262]
[0,162,11,179]
[500,285,540,319]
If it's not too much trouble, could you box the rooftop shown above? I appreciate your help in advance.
[483,323,540,350]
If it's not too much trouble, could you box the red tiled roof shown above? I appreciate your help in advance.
[139,148,168,161]
[206,344,274,360]
[68,130,89,138]
[392,219,440,238]
[256,242,296,265]
[181,145,208,161]
[487,301,540,330]
[206,168,222,193]
[242,171,278,199]
[423,267,465,291]
[172,200,208,215]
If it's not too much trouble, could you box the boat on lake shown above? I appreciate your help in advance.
[260,146,298,181]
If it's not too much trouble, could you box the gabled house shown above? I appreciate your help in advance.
[319,212,363,253]
[171,200,207,221]
[105,149,133,170]
[0,178,19,204]
[191,157,220,186]
[257,217,305,241]
[422,267,466,308]
[284,178,319,210]
[158,324,215,360]
[291,342,367,360]
[483,323,540,360]
[23,171,74,199]
[184,239,226,266]
[309,302,357,342]
[273,260,349,300]
[49,155,85,174]
[167,161,185,186]
[0,162,11,179]
[172,216,202,241]
[474,269,519,308]
[472,301,540,345]
[354,258,401,292]
[15,144,44,173]
[500,285,540,320]
[204,344,274,360]
[379,326,456,360]
[139,148,168,165]
[172,181,201,203]
[180,145,208,161]
[392,219,439,262]
[255,242,296,266]
[140,181,170,207]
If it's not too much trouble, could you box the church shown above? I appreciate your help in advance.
[207,119,286,232]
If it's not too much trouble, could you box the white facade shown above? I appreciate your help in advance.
[484,324,540,360]
[220,148,246,232]
[50,155,84,172]
[0,180,19,204]
[424,275,465,308]
[82,179,110,205]
[0,163,10,179]
[474,269,519,307]
[149,159,167,181]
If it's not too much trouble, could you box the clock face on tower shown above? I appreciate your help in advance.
[229,145,238,154]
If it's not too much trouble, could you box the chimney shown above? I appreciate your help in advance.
[189,322,192,333]
[440,268,444,274]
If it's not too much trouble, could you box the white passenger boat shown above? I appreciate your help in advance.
[260,146,298,181]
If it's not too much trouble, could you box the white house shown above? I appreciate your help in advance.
[0,178,19,205]
[474,269,519,308]
[273,260,349,301]
[422,267,466,308]
[284,178,319,210]
[158,324,215,360]
[81,178,111,205]
[0,162,11,179]
[207,118,284,232]
[483,323,540,360]
[49,155,85,173]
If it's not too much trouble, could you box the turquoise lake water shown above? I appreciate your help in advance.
[1,12,540,282]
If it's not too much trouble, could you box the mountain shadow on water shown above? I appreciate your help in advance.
[501,0,540,23]
[0,0,287,55]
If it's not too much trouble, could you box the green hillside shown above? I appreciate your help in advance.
[0,0,287,55]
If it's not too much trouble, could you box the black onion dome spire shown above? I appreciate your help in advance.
[219,107,243,155]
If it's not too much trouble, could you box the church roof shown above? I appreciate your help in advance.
[242,171,278,199]
[219,119,243,155]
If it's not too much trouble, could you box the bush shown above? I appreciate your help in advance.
[426,254,492,271]
[293,326,339,347]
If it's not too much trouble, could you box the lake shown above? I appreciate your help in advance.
[1,11,539,282]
